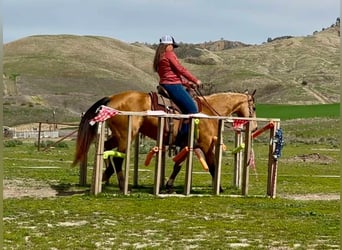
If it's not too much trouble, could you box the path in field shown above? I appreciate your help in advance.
[302,86,331,104]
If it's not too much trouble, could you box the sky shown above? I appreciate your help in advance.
[3,0,340,45]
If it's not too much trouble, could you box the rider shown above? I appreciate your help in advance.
[153,35,202,146]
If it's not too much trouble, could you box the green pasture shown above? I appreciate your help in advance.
[256,103,340,120]
[3,117,340,249]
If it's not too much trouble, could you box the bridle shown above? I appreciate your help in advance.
[247,93,256,118]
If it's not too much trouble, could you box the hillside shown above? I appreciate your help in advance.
[3,23,340,126]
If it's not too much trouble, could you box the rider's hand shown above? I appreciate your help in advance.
[194,80,203,89]
[189,80,201,89]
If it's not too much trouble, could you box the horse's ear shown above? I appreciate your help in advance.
[251,89,256,96]
[244,89,249,94]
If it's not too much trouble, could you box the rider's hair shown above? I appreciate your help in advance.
[153,44,169,72]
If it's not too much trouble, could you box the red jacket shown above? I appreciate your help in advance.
[157,51,198,85]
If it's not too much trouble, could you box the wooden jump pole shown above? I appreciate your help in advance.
[184,118,195,195]
[91,121,105,195]
[241,121,252,196]
[233,131,243,188]
[267,121,280,198]
[213,119,225,195]
[123,115,133,195]
[153,117,165,195]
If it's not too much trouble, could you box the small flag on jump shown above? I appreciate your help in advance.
[89,105,120,125]
[233,119,248,130]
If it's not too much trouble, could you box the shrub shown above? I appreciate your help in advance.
[4,139,23,147]
[34,140,69,149]
[56,141,69,148]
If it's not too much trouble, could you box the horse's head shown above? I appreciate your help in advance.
[199,90,258,132]
[237,90,258,132]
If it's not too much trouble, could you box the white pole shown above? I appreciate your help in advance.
[153,117,165,195]
[214,119,225,195]
[123,116,133,195]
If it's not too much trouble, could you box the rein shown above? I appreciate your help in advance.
[193,87,255,130]
[193,88,233,130]
[194,88,255,117]
[194,88,222,116]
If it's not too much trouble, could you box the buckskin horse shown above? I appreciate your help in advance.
[73,89,257,193]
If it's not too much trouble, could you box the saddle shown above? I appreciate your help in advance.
[149,85,201,114]
[149,86,202,149]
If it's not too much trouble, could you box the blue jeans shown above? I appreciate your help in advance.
[160,83,198,146]
[160,84,198,114]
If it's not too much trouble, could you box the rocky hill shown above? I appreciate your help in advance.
[3,21,340,126]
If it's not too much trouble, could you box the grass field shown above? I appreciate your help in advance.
[3,115,340,249]
[256,103,340,120]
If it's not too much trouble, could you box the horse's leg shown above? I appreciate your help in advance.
[102,151,127,192]
[206,151,224,193]
[112,157,125,191]
[102,137,117,182]
[165,162,182,193]
[113,117,142,192]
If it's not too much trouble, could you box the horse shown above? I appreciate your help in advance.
[73,90,257,193]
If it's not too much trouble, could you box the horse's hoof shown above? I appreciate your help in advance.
[163,189,176,194]
[102,174,110,183]
[164,184,175,194]
[167,189,176,194]
[118,185,132,193]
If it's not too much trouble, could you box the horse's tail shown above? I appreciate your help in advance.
[72,96,111,166]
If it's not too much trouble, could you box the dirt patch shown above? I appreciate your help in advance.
[3,179,58,199]
[286,153,337,164]
[282,194,340,201]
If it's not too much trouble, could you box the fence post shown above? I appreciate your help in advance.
[241,121,251,196]
[153,117,165,195]
[37,122,42,151]
[233,131,243,188]
[213,119,225,195]
[123,115,133,195]
[184,118,195,195]
[267,121,280,198]
[91,122,105,195]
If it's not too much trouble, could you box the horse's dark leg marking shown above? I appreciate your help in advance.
[113,157,125,191]
[102,157,125,191]
[101,137,117,182]
[165,163,182,193]
[102,164,114,183]
[207,163,224,193]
